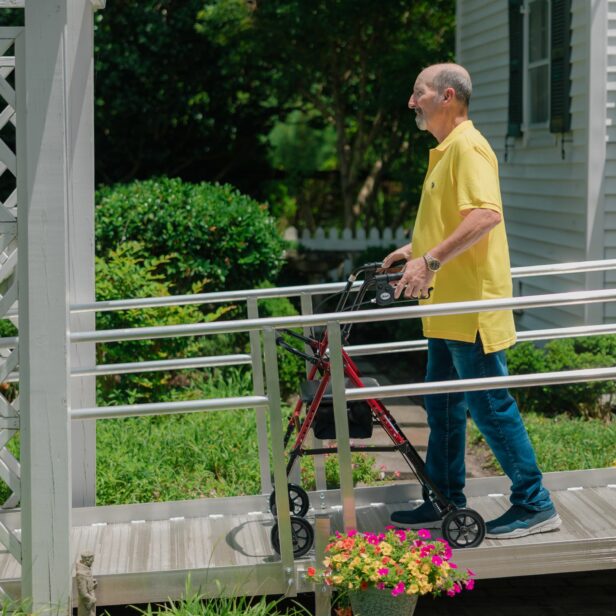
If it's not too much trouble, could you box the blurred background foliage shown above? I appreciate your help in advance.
[90,0,454,231]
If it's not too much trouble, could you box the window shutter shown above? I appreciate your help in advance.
[550,0,572,133]
[508,0,524,138]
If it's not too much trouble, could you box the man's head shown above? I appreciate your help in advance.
[408,63,472,139]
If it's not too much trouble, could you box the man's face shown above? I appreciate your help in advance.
[408,71,442,132]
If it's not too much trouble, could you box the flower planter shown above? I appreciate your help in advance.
[349,586,418,616]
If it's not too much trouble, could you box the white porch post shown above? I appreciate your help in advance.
[18,0,73,609]
[67,0,97,508]
[585,0,607,324]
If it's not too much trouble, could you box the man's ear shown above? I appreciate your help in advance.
[442,87,455,103]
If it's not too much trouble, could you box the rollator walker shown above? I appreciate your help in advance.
[269,262,486,557]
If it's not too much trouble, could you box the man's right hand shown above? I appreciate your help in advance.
[381,243,412,270]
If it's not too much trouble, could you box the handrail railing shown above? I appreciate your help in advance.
[71,287,616,343]
[68,258,616,314]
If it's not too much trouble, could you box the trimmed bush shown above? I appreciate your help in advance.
[96,178,286,293]
[506,337,616,420]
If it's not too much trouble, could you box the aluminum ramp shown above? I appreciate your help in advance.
[0,469,614,606]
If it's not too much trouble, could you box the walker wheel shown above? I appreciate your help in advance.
[442,508,485,549]
[269,483,310,517]
[271,515,314,558]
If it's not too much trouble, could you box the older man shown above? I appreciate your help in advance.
[382,63,560,538]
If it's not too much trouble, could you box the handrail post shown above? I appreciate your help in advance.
[247,299,272,494]
[327,321,357,531]
[263,327,296,595]
[301,293,326,492]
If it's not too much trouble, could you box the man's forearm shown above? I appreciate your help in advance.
[427,208,501,265]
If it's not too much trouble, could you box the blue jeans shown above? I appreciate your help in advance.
[424,337,553,511]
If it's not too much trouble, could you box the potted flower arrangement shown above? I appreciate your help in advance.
[307,527,475,616]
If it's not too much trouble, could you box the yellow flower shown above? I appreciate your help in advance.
[351,557,361,567]
[421,563,431,575]
[378,542,393,555]
[332,576,343,585]
[408,584,419,594]
[441,561,450,570]
[324,557,331,567]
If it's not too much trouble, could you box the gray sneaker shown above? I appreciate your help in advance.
[486,505,561,539]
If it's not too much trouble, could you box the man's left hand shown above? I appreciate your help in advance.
[394,257,435,299]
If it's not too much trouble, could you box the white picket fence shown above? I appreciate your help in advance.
[283,225,409,251]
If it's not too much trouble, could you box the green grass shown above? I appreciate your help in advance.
[468,412,616,473]
[96,367,381,505]
[131,585,310,616]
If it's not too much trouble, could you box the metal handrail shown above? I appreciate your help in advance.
[69,258,616,314]
[344,322,616,356]
[71,394,268,420]
[71,287,616,344]
[345,366,616,402]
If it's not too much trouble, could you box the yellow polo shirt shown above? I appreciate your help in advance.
[411,121,516,353]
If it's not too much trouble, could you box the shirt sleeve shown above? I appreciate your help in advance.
[455,145,503,213]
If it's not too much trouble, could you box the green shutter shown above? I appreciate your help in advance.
[508,0,524,138]
[550,0,572,133]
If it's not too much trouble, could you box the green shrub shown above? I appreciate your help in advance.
[506,337,616,420]
[95,242,235,406]
[95,178,286,294]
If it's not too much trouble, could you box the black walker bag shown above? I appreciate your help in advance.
[300,378,378,440]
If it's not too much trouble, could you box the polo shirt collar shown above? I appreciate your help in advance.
[434,120,474,152]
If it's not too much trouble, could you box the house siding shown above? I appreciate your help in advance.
[458,0,589,332]
[604,1,616,321]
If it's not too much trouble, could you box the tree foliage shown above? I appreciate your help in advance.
[198,0,455,228]
[93,1,273,189]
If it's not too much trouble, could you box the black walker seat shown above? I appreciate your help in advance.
[268,262,486,558]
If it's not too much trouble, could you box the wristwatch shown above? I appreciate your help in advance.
[423,253,441,272]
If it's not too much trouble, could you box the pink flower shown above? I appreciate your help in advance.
[447,589,456,597]
[413,539,424,548]
[443,546,452,559]
[467,568,476,576]
[417,529,431,539]
[432,555,443,566]
[395,530,407,542]
[378,568,390,576]
[450,562,458,569]
[348,529,358,537]
[454,583,462,594]
[385,525,396,530]
[391,582,405,597]
[465,579,475,590]
[376,582,385,590]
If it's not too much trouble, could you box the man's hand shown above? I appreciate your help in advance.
[381,243,412,270]
[394,257,434,299]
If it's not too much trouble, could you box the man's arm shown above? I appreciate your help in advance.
[395,208,501,299]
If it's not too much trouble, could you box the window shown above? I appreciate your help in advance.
[507,0,571,140]
[526,0,550,126]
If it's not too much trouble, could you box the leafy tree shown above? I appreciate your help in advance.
[93,1,274,190]
[198,0,455,229]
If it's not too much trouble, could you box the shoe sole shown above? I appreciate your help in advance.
[485,514,562,539]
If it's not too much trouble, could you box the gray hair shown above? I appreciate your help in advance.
[432,66,472,107]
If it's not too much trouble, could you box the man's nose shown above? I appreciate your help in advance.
[408,96,416,109]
